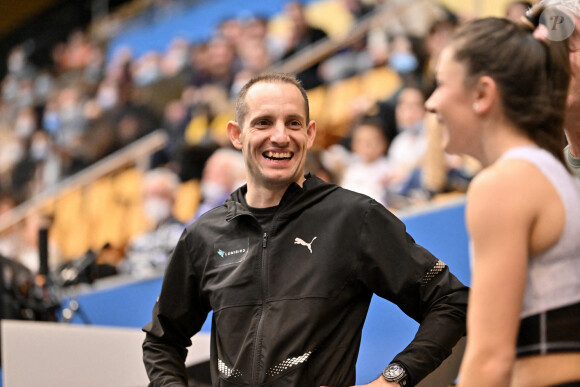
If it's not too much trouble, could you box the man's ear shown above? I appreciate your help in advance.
[227,121,243,150]
[306,120,317,149]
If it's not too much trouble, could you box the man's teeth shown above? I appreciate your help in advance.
[265,151,292,160]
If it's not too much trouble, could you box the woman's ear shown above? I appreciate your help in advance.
[472,75,497,114]
[227,121,243,150]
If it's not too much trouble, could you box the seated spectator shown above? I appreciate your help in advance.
[105,71,161,154]
[387,35,421,86]
[231,38,273,97]
[241,15,285,62]
[337,117,392,207]
[52,30,95,73]
[152,98,190,169]
[186,42,211,88]
[383,87,429,202]
[118,168,184,277]
[94,76,120,112]
[191,36,237,91]
[422,16,458,96]
[52,86,89,175]
[217,16,245,54]
[6,45,36,80]
[281,1,328,89]
[191,147,245,222]
[160,36,190,78]
[387,87,478,205]
[28,129,61,193]
[132,51,162,87]
[319,36,374,84]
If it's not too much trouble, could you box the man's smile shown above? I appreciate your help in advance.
[263,151,293,160]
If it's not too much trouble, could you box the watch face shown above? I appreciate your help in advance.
[383,363,405,381]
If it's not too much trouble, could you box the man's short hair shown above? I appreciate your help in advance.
[234,73,310,126]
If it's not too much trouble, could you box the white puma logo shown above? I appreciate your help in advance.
[294,237,317,254]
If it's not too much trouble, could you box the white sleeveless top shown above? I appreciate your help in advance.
[501,146,580,318]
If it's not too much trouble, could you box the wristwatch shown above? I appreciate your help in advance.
[382,362,408,386]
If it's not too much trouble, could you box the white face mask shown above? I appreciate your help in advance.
[30,139,49,161]
[399,120,424,135]
[201,181,229,204]
[8,51,25,74]
[144,197,173,223]
[97,87,118,110]
[15,116,35,138]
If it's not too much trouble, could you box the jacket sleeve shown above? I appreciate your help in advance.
[142,229,210,386]
[357,200,468,386]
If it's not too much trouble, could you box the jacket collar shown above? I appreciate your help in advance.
[225,174,333,221]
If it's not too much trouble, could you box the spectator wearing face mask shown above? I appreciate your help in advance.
[383,87,429,204]
[387,35,421,86]
[190,147,245,222]
[118,168,184,277]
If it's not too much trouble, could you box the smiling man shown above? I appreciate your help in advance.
[142,73,468,387]
[227,77,316,206]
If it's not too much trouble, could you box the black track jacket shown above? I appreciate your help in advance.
[143,175,468,387]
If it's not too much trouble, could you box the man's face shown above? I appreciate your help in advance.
[228,81,316,192]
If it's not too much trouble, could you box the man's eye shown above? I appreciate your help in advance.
[255,120,269,127]
[288,120,302,128]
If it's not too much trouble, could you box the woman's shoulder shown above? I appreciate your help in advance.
[469,156,549,197]
[466,160,541,225]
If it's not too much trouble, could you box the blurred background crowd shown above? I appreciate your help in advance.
[0,0,531,286]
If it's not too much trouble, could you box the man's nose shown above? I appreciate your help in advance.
[270,121,290,144]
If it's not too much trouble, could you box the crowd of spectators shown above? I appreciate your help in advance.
[0,0,486,277]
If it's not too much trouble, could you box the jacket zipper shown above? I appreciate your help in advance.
[252,232,268,384]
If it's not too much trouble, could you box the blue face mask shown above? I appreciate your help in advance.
[43,111,61,134]
[389,52,418,74]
